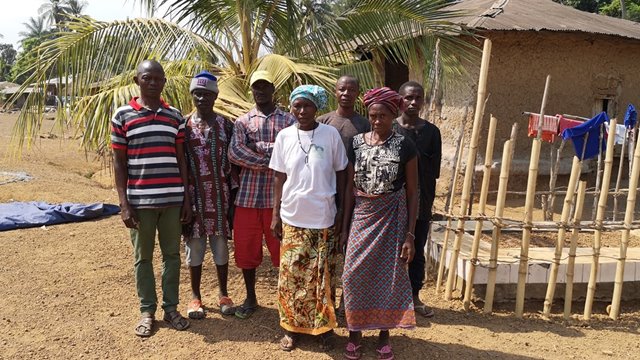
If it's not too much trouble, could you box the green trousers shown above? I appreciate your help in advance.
[129,206,182,315]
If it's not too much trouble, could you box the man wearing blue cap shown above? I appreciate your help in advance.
[183,71,238,319]
[228,70,296,319]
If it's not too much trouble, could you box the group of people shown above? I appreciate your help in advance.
[111,59,441,360]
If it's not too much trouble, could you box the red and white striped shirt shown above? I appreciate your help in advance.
[111,97,186,208]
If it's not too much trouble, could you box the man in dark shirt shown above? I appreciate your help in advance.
[317,75,369,317]
[317,75,370,149]
[394,81,442,317]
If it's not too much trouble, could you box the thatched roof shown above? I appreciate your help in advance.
[446,0,640,41]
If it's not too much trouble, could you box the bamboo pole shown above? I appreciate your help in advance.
[629,121,638,176]
[590,125,606,221]
[435,125,466,292]
[483,123,518,314]
[542,156,581,317]
[609,119,640,319]
[428,38,441,121]
[564,180,587,320]
[515,74,551,317]
[463,115,498,310]
[444,39,492,300]
[612,129,628,221]
[542,138,557,221]
[584,118,618,320]
[547,140,566,221]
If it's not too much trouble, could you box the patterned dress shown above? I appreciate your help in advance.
[343,132,417,331]
[184,113,235,239]
[278,225,338,335]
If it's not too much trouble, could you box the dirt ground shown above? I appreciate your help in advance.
[1,112,639,360]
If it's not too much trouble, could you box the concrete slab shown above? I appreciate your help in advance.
[429,222,640,301]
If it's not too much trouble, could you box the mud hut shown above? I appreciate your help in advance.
[380,0,640,179]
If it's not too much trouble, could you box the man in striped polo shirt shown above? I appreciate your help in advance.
[228,70,296,319]
[111,60,192,337]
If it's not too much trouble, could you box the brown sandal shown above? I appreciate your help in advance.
[134,313,154,337]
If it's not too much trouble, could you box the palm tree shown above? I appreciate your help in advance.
[19,17,48,42]
[8,0,472,151]
[65,0,87,16]
[38,0,71,27]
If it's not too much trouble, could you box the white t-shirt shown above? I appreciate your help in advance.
[269,123,348,229]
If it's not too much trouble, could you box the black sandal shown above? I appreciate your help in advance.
[163,310,190,331]
[234,303,258,319]
[319,330,336,351]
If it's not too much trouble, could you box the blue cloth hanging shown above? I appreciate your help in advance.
[624,104,637,129]
[561,112,609,160]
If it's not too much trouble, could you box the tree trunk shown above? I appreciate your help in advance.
[621,0,627,19]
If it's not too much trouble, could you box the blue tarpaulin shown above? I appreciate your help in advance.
[624,104,637,129]
[0,202,120,231]
[561,112,609,160]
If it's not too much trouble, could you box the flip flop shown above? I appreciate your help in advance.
[219,296,236,316]
[234,303,257,319]
[187,299,205,319]
[414,304,435,318]
[376,345,394,360]
[344,342,362,360]
[280,333,297,352]
[133,313,154,337]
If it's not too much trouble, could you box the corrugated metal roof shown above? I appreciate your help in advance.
[446,0,640,41]
[0,81,19,91]
[0,86,34,95]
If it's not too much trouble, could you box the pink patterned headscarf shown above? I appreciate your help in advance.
[363,87,403,115]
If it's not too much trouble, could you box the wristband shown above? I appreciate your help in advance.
[406,232,415,240]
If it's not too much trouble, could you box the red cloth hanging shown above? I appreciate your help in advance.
[528,114,559,142]
[558,115,583,134]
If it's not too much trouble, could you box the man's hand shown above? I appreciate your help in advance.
[333,211,342,238]
[120,203,139,229]
[339,231,349,255]
[270,215,283,241]
[400,235,416,264]
[180,199,192,224]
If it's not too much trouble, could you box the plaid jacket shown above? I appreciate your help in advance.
[228,107,296,208]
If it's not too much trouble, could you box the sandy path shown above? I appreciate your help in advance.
[0,112,638,359]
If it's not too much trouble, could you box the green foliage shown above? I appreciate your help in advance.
[553,0,609,12]
[600,0,640,21]
[553,0,640,21]
[11,37,51,84]
[0,44,17,81]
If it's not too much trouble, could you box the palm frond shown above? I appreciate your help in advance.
[7,17,221,150]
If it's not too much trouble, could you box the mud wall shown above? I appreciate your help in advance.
[435,31,640,187]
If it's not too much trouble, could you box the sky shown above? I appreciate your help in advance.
[0,0,153,49]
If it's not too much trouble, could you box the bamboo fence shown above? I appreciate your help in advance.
[515,74,552,317]
[444,38,492,300]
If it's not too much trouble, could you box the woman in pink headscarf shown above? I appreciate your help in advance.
[340,87,418,360]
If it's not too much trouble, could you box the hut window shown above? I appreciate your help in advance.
[594,97,612,117]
